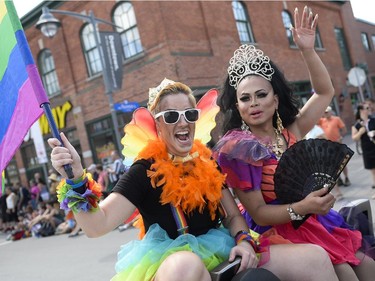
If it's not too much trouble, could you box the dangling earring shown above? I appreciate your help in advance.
[241,120,249,131]
[276,110,284,135]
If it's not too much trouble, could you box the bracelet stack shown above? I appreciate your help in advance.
[235,230,257,250]
[287,204,305,221]
[56,170,102,214]
[234,229,270,267]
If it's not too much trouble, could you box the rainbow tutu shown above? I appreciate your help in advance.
[111,224,235,281]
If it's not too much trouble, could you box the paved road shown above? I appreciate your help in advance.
[0,135,374,281]
[0,227,139,281]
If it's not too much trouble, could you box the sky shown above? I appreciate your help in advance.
[11,0,375,24]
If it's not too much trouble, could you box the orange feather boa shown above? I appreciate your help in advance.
[136,139,226,220]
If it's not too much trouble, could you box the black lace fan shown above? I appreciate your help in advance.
[274,138,354,229]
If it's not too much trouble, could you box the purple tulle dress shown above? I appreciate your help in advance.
[213,129,364,265]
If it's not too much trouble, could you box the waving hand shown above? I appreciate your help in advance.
[291,6,318,51]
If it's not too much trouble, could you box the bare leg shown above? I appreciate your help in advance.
[370,169,375,198]
[370,169,375,187]
[343,166,349,179]
[332,184,343,200]
[261,244,338,281]
[334,263,358,281]
[154,251,210,281]
[352,251,375,281]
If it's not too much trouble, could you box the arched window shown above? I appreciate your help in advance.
[113,2,143,59]
[282,10,295,47]
[232,1,255,44]
[81,23,103,77]
[38,49,60,97]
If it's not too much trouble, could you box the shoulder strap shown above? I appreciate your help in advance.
[137,158,189,236]
[170,204,189,235]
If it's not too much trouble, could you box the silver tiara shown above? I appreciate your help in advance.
[227,45,274,89]
[148,78,175,109]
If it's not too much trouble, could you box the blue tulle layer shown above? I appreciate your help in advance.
[111,224,235,281]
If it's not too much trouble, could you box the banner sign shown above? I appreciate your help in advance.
[114,100,139,113]
[30,121,48,164]
[100,31,123,92]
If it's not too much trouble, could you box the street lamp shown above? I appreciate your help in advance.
[36,7,123,153]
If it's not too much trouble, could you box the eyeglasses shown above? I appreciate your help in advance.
[154,109,200,124]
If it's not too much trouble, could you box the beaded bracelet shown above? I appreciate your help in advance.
[235,230,257,250]
[287,204,305,221]
[56,172,102,214]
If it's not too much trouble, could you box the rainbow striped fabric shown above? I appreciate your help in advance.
[0,0,46,190]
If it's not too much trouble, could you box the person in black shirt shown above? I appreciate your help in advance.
[352,104,375,191]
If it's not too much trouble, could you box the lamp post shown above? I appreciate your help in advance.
[36,7,123,153]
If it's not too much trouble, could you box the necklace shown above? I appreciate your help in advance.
[243,126,285,158]
[257,128,284,158]
[272,129,284,158]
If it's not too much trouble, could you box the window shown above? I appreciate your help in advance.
[232,1,255,44]
[315,27,323,49]
[372,35,375,51]
[81,23,103,77]
[87,117,117,164]
[282,10,295,47]
[361,32,371,51]
[334,28,351,70]
[113,2,143,59]
[290,80,312,106]
[38,49,60,96]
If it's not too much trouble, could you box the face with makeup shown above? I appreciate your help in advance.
[155,93,197,157]
[236,75,278,129]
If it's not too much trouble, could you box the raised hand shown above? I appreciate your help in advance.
[291,6,318,51]
[48,132,84,180]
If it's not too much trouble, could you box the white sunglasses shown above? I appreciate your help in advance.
[154,109,200,124]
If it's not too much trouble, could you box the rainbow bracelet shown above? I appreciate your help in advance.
[235,230,257,250]
[56,172,102,214]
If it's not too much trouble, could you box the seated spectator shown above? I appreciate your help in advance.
[29,202,64,237]
[55,210,77,235]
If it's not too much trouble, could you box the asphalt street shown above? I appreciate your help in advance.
[0,135,374,281]
[0,227,139,281]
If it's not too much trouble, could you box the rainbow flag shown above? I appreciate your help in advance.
[1,170,5,195]
[0,0,47,190]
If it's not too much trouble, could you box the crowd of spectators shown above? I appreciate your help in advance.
[0,171,80,241]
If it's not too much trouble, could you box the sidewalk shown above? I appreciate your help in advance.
[333,134,374,230]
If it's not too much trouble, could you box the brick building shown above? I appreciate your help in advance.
[4,0,375,186]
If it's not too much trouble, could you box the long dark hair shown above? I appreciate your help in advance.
[355,104,365,121]
[218,60,300,134]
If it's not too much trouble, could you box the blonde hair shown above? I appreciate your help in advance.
[148,82,196,114]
